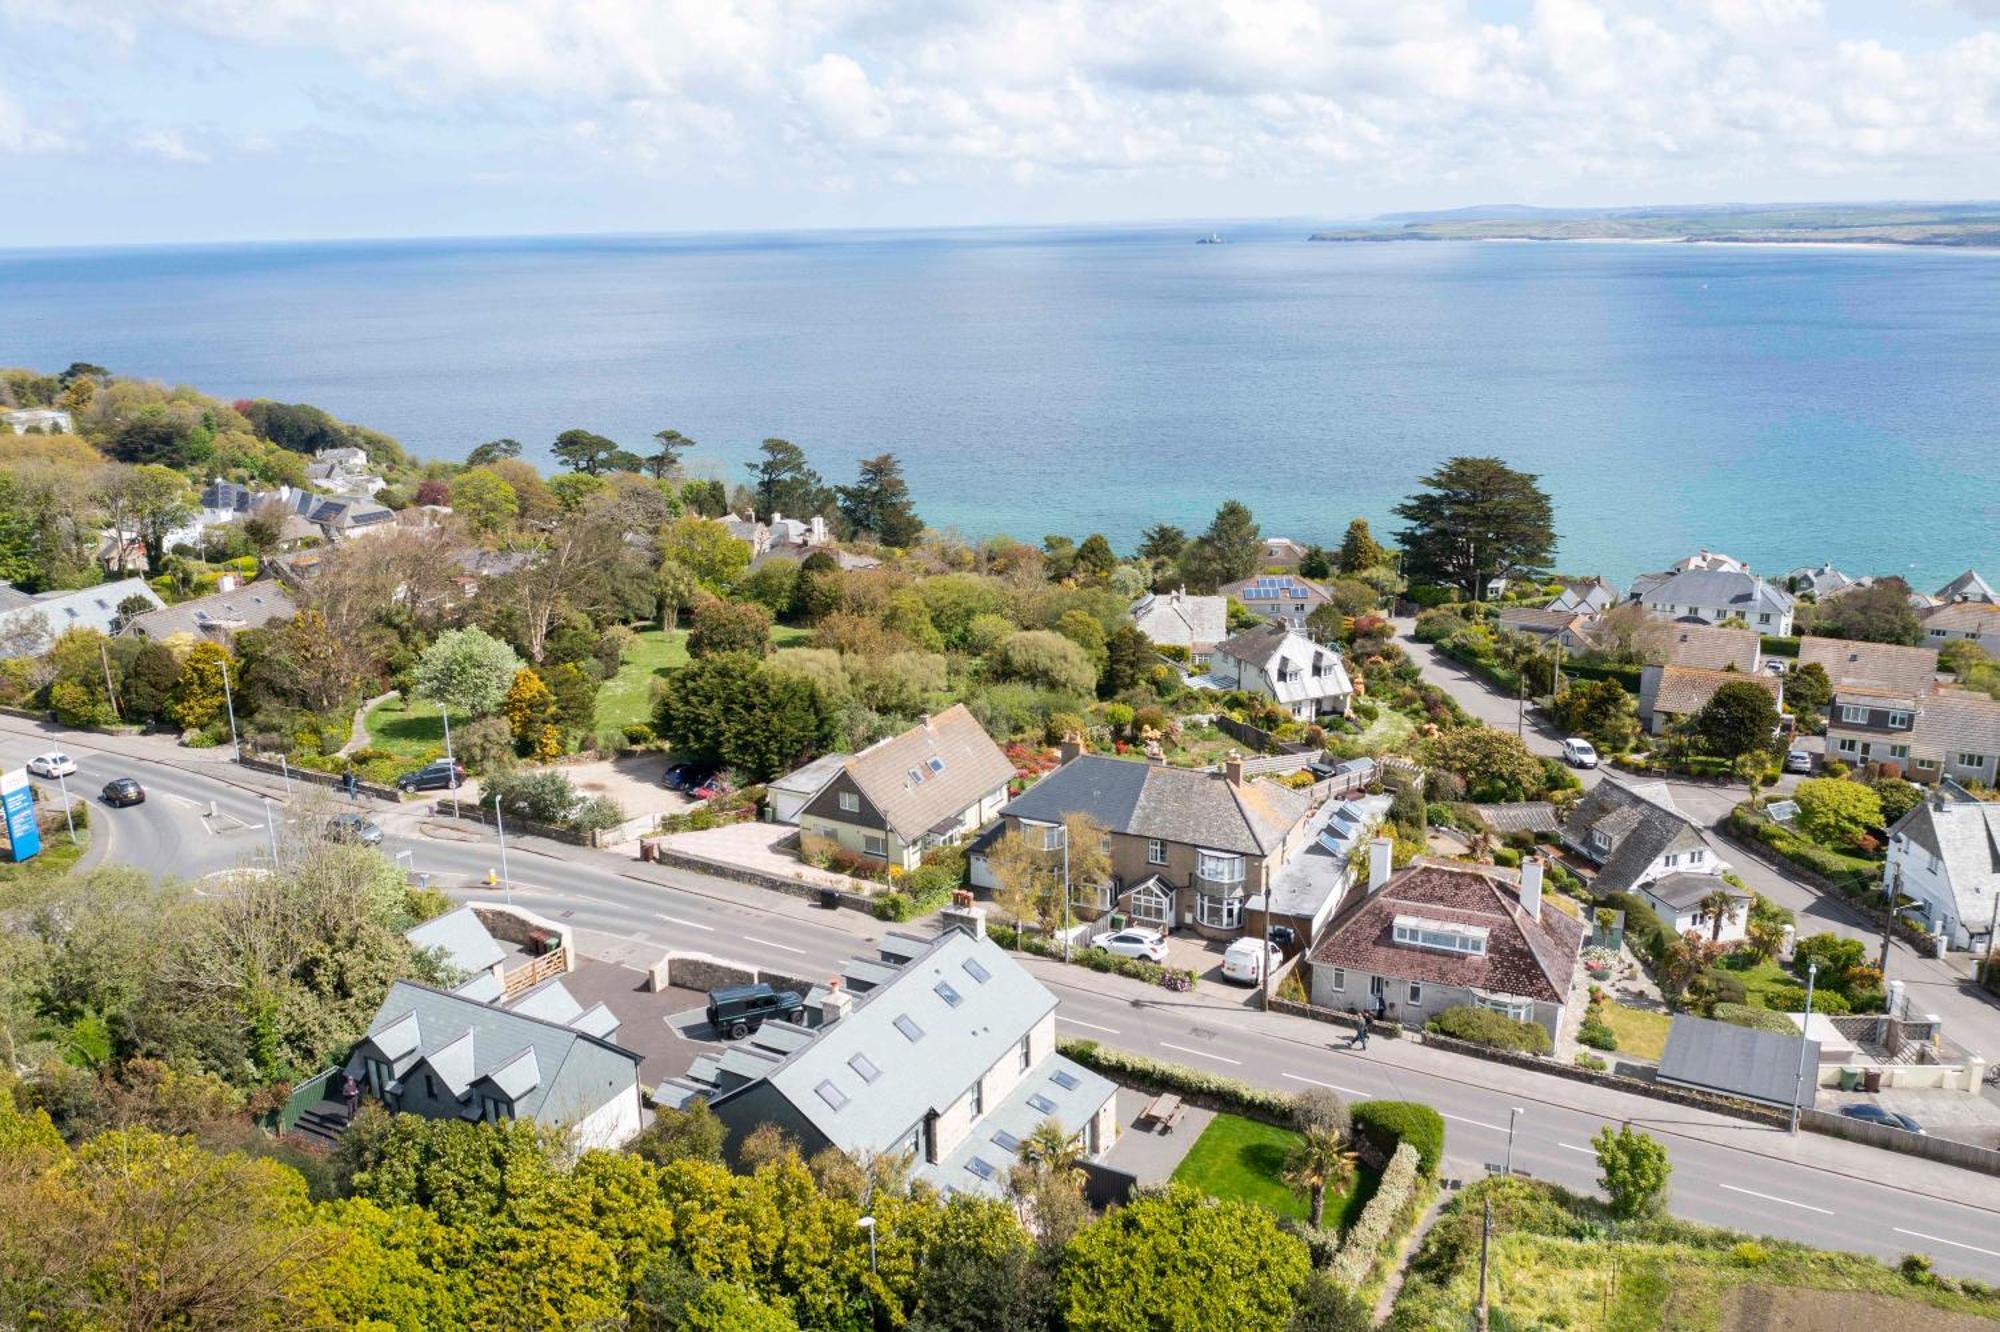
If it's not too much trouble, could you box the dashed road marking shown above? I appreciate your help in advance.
[654,914,714,931]
[1058,1017,1120,1035]
[1159,1041,1240,1065]
[1892,1227,2000,1258]
[1439,1113,1506,1132]
[1282,1071,1369,1097]
[1718,1184,1833,1215]
[744,936,807,955]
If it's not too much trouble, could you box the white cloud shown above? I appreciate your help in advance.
[131,127,209,163]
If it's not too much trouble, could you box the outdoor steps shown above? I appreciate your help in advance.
[288,1099,353,1150]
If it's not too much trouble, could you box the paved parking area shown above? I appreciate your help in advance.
[559,956,709,1089]
[538,754,694,827]
[657,821,875,893]
[1824,1086,2000,1149]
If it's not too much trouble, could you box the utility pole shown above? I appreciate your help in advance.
[1516,670,1525,739]
[1880,867,1899,975]
[1788,960,1819,1134]
[220,661,241,760]
[1059,824,1073,963]
[99,641,121,720]
[1475,1196,1493,1331]
[440,704,459,818]
[493,791,513,906]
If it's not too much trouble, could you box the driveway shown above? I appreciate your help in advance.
[533,753,694,826]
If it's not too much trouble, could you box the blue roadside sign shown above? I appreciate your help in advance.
[2,767,41,861]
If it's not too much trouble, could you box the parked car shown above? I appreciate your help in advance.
[327,813,385,846]
[1841,1103,1924,1134]
[99,777,145,807]
[668,764,717,794]
[1783,748,1814,775]
[706,982,805,1040]
[1091,928,1169,963]
[1306,761,1339,781]
[1221,937,1283,985]
[26,752,77,779]
[1561,737,1598,769]
[692,772,734,800]
[395,759,465,792]
[663,762,696,789]
[1762,658,1788,676]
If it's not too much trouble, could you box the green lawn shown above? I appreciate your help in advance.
[0,830,87,888]
[1352,705,1417,755]
[770,624,811,649]
[596,629,691,729]
[1716,953,1800,1010]
[1170,1112,1375,1227]
[363,693,454,758]
[1600,1003,1672,1062]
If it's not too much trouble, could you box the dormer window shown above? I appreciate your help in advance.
[1393,914,1489,957]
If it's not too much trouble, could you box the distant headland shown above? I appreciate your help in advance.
[1308,201,2000,249]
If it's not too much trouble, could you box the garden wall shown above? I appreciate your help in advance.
[643,843,879,915]
[238,754,404,801]
[1800,1107,2000,1176]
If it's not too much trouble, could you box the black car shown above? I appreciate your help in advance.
[663,762,696,790]
[100,777,145,807]
[1841,1103,1924,1134]
[327,813,385,846]
[706,982,805,1040]
[396,759,466,792]
[672,765,718,795]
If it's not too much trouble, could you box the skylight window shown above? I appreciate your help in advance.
[934,980,962,1008]
[894,1014,925,1043]
[927,757,945,774]
[847,1053,880,1084]
[962,958,991,985]
[1027,1093,1058,1114]
[1051,1070,1080,1091]
[965,1157,996,1181]
[814,1080,848,1111]
[991,1130,1023,1153]
[908,767,925,785]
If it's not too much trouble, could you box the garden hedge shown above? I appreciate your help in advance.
[1057,1040,1295,1122]
[1426,1004,1552,1055]
[1330,1143,1423,1287]
[1351,1101,1446,1176]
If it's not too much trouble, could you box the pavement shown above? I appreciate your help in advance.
[6,712,2000,1278]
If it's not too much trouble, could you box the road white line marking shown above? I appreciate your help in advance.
[1892,1227,2000,1259]
[1557,1142,1596,1154]
[1718,1184,1833,1215]
[1058,1017,1121,1035]
[1439,1113,1506,1132]
[1159,1041,1241,1065]
[743,936,807,955]
[655,914,714,932]
[1282,1072,1368,1097]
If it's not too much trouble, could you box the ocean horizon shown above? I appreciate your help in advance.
[3,222,1996,589]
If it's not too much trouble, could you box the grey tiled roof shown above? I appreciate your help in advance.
[841,705,1014,842]
[405,906,505,976]
[1935,570,1997,604]
[1473,802,1563,836]
[1658,1014,1817,1107]
[1889,794,2000,928]
[1650,623,1760,671]
[120,581,295,641]
[1913,689,2000,763]
[1563,778,1707,895]
[1643,872,1748,911]
[1642,569,1792,616]
[1004,755,1311,856]
[1130,590,1228,650]
[1651,665,1780,717]
[1797,636,1938,696]
[0,578,164,652]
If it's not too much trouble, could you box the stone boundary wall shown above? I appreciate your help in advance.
[238,755,404,801]
[645,845,879,915]
[1800,1106,2000,1176]
[656,952,821,1001]
[1416,1029,1790,1125]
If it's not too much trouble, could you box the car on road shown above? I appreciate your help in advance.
[1091,928,1169,963]
[327,813,385,846]
[1762,658,1788,676]
[1221,937,1283,984]
[99,777,145,807]
[1561,737,1599,769]
[395,759,465,792]
[1841,1103,1924,1134]
[1783,748,1814,775]
[26,752,77,779]
[706,982,805,1040]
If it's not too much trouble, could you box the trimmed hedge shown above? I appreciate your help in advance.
[1426,1003,1552,1055]
[1713,1003,1797,1035]
[1351,1101,1445,1176]
[1330,1142,1423,1287]
[1725,806,1879,897]
[1057,1039,1295,1121]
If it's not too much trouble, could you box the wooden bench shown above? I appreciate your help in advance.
[1141,1092,1184,1134]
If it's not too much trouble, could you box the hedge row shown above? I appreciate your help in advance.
[1724,806,1881,897]
[1425,1003,1552,1055]
[1330,1142,1423,1287]
[988,924,1194,988]
[1351,1100,1446,1176]
[1057,1039,1295,1121]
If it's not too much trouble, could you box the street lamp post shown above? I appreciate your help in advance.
[262,796,280,869]
[493,791,513,906]
[439,704,459,819]
[1788,960,1820,1134]
[857,1215,877,1274]
[1050,822,1072,963]
[1505,1105,1523,1176]
[53,768,76,844]
[220,662,241,761]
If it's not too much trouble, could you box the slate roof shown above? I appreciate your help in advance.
[0,578,165,653]
[1547,578,1617,614]
[1130,590,1228,651]
[1651,664,1780,717]
[1785,563,1853,597]
[841,705,1014,842]
[1650,623,1761,672]
[1643,872,1748,912]
[120,581,296,641]
[1497,607,1590,639]
[1922,602,2000,638]
[405,906,505,976]
[1473,802,1563,836]
[1004,754,1311,857]
[1889,794,2000,930]
[1797,636,1938,697]
[1658,1014,1816,1108]
[1935,570,1997,605]
[1219,574,1331,608]
[1913,689,2000,764]
[769,752,852,799]
[1640,568,1792,618]
[1307,860,1586,1005]
[1211,622,1353,705]
[1562,778,1708,895]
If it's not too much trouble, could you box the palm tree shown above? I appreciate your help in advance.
[1015,1118,1086,1190]
[1698,886,1738,943]
[1281,1126,1359,1229]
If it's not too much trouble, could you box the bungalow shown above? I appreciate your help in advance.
[1885,784,2000,952]
[1922,602,2000,658]
[1645,623,1761,673]
[1307,853,1586,1042]
[1496,606,1596,650]
[1206,622,1353,721]
[120,580,296,645]
[1636,664,1781,736]
[1129,588,1228,666]
[663,908,1119,1198]
[795,705,1015,872]
[766,752,852,826]
[1797,636,1938,771]
[1560,778,1744,941]
[1259,536,1311,569]
[1218,573,1333,628]
[1631,568,1794,637]
[993,750,1314,937]
[0,578,164,656]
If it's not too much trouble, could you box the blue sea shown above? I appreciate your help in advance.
[3,223,1997,587]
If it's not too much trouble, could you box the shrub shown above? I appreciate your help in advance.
[1351,1101,1445,1176]
[1058,1040,1294,1121]
[1732,1241,1768,1266]
[484,769,578,825]
[623,722,656,745]
[1712,1003,1797,1035]
[569,795,625,833]
[872,892,913,922]
[1573,1052,1608,1071]
[1491,845,1522,869]
[1762,983,1851,1015]
[1577,1020,1618,1051]
[1426,1003,1552,1055]
[1329,1142,1422,1287]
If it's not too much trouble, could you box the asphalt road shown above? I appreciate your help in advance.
[4,715,1999,1278]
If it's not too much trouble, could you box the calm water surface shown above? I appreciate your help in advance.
[2,225,1996,586]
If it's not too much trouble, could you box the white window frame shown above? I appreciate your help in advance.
[1328,967,1346,992]
[1196,893,1242,930]
[1147,838,1167,866]
[1368,975,1386,997]
[1960,752,1987,769]
[838,791,860,813]
[1688,849,1703,863]
[1889,744,1910,760]
[1589,829,1611,854]
[1476,994,1533,1023]
[1839,704,1868,725]
[1837,737,1859,754]
[1407,982,1423,1004]
[1887,710,1911,729]
[1130,881,1172,925]
[1073,880,1112,911]
[1196,850,1245,884]
[862,833,887,857]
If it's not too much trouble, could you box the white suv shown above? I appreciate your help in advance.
[1092,928,1169,963]
[1561,737,1598,769]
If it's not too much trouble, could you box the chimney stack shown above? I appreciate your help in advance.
[1223,754,1246,788]
[1367,837,1393,893]
[1058,736,1084,764]
[941,892,987,940]
[818,975,853,1026]
[1520,859,1543,921]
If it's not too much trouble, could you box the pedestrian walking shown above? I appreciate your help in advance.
[340,1073,360,1118]
[343,770,359,801]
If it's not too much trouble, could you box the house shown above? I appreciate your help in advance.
[305,447,386,497]
[1218,573,1333,628]
[1496,606,1595,650]
[1636,664,1781,736]
[1546,577,1618,615]
[1645,623,1761,672]
[1250,793,1395,947]
[1922,602,2000,658]
[1935,570,1997,606]
[1830,575,1938,611]
[1906,689,2000,787]
[1797,636,1939,770]
[1885,784,2000,952]
[1630,568,1794,636]
[3,408,75,434]
[349,979,643,1149]
[288,490,396,541]
[993,750,1314,936]
[1129,588,1228,666]
[404,906,510,1002]
[0,578,165,656]
[120,580,296,644]
[663,908,1119,1197]
[1561,778,1742,939]
[1259,537,1311,569]
[1657,1015,1819,1109]
[1206,622,1353,721]
[766,753,852,825]
[1306,853,1586,1041]
[720,512,770,557]
[1785,563,1854,599]
[794,705,1015,872]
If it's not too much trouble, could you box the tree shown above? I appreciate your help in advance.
[687,598,773,658]
[646,428,695,480]
[552,428,640,475]
[1012,1118,1087,1195]
[548,661,596,743]
[172,641,238,731]
[1281,1125,1358,1228]
[450,468,519,537]
[1698,886,1739,942]
[414,626,522,719]
[1071,533,1117,585]
[992,629,1097,696]
[987,828,1064,937]
[1691,680,1779,761]
[1336,517,1387,574]
[1814,579,1923,646]
[464,437,522,469]
[1794,777,1883,852]
[1059,1184,1310,1332]
[1659,930,1725,1003]
[1177,500,1262,592]
[1288,1273,1373,1332]
[652,653,838,779]
[1100,624,1154,697]
[1297,545,1333,580]
[747,438,828,518]
[1137,523,1186,564]
[1419,727,1544,802]
[121,640,181,723]
[655,559,702,630]
[503,667,563,759]
[659,515,751,594]
[1550,679,1641,753]
[908,1194,1053,1332]
[630,1097,725,1166]
[834,453,924,546]
[1593,1122,1672,1218]
[1393,456,1556,601]
[1054,609,1108,675]
[1785,660,1832,715]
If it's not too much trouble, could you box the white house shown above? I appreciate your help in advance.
[1205,621,1353,720]
[1886,785,2000,952]
[1923,603,2000,659]
[1631,568,1795,637]
[1562,778,1745,943]
[1130,587,1228,666]
[2,408,75,434]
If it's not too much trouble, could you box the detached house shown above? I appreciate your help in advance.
[1218,573,1333,628]
[1636,665,1781,737]
[1307,853,1586,1041]
[1934,570,1997,606]
[1547,577,1619,615]
[1561,778,1744,941]
[1631,568,1794,636]
[1885,785,2000,953]
[1207,622,1353,720]
[1130,588,1228,666]
[1923,602,2000,658]
[1797,636,1939,771]
[993,751,1314,936]
[666,909,1119,1197]
[795,705,1015,872]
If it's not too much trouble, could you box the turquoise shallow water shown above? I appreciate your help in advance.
[2,224,1995,586]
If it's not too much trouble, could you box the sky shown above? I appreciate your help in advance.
[6,0,2000,247]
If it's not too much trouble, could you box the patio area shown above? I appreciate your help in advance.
[1101,1086,1216,1183]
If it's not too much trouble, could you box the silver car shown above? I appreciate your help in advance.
[1092,928,1170,963]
